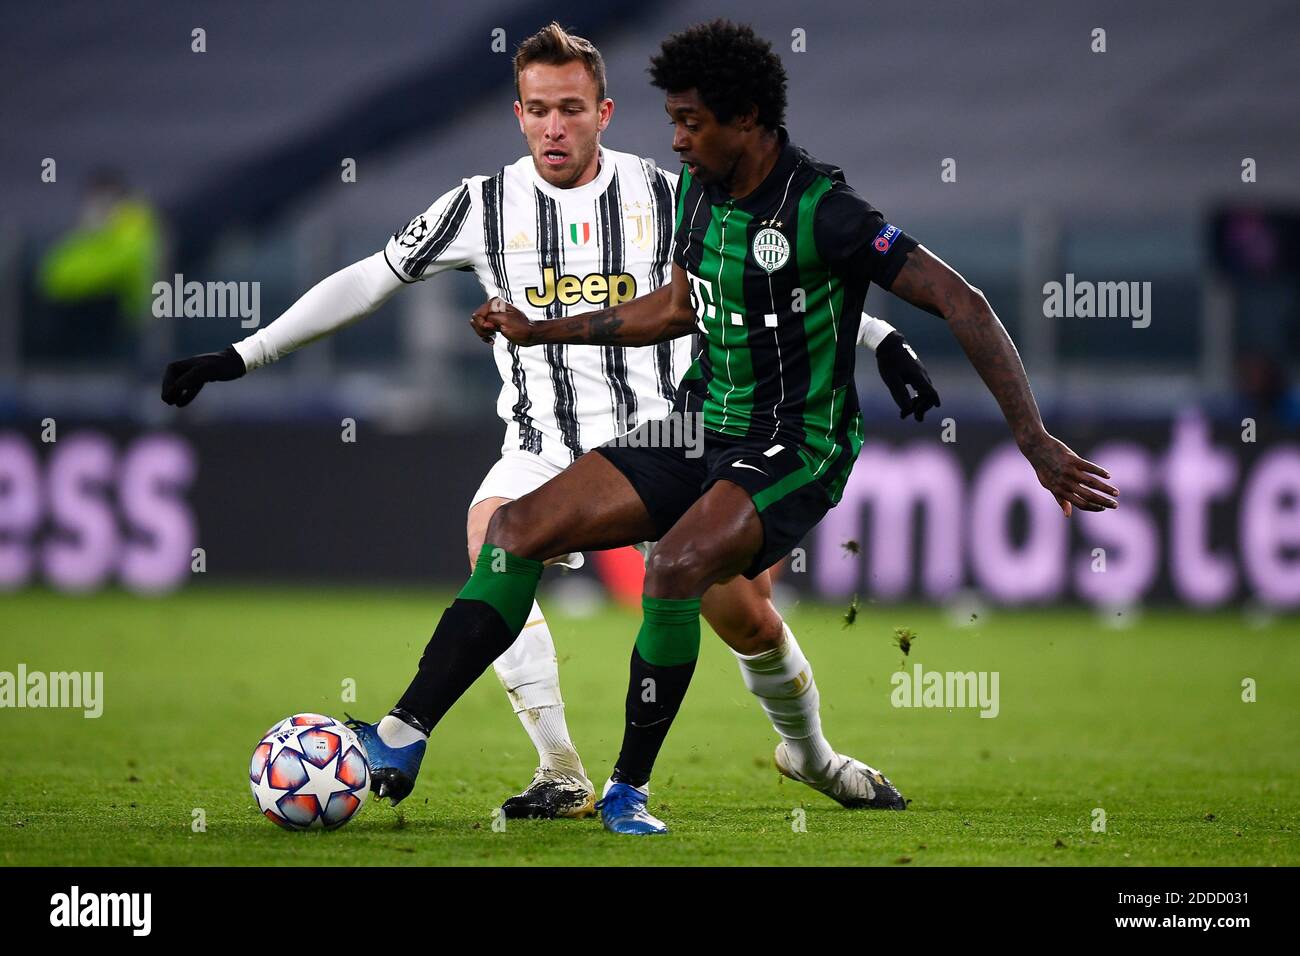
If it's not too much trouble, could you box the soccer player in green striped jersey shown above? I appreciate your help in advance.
[389,20,1120,834]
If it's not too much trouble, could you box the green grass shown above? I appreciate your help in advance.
[1,586,1297,866]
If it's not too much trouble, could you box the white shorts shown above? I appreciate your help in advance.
[470,449,567,508]
[469,450,653,569]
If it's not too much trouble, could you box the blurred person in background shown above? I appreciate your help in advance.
[36,167,162,362]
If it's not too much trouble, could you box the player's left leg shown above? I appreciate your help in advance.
[361,446,597,814]
[595,477,766,833]
[358,451,661,804]
[703,572,904,809]
[468,495,594,818]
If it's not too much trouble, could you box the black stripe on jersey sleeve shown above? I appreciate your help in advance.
[404,184,472,279]
[483,170,542,455]
[813,182,918,290]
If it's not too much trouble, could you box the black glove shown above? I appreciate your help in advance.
[876,331,940,422]
[161,346,246,407]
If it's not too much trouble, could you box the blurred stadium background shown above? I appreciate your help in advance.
[1,0,1298,612]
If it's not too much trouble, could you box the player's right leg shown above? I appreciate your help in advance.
[703,572,905,809]
[362,452,659,804]
[701,571,836,770]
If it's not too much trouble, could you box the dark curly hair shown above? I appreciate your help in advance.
[649,20,788,130]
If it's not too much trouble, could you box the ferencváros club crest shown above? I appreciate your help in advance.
[752,227,790,274]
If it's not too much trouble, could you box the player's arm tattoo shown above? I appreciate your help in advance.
[533,307,625,344]
[889,245,1047,451]
[526,284,695,347]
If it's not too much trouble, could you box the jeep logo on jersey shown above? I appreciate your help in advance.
[395,215,428,248]
[752,227,790,274]
[525,267,637,308]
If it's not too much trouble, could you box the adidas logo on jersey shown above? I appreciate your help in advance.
[525,267,637,308]
[506,231,534,251]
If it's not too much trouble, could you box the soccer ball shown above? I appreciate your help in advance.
[249,713,370,830]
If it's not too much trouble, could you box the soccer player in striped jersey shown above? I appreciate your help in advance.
[160,23,939,821]
[394,20,1119,835]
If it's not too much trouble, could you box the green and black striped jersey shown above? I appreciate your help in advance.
[672,127,916,503]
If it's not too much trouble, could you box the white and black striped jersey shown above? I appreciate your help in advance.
[384,146,691,469]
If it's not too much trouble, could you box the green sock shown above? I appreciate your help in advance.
[612,595,703,786]
[635,595,702,666]
[456,544,544,634]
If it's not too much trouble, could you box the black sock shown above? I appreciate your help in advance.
[393,599,517,732]
[612,646,697,788]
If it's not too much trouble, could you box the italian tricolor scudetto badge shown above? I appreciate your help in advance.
[569,222,592,245]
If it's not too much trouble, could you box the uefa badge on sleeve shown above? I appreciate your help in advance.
[752,227,790,274]
[397,215,428,248]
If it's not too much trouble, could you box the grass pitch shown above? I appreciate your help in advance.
[1,586,1296,866]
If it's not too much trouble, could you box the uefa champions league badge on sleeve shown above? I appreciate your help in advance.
[872,223,900,254]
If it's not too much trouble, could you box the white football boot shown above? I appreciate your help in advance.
[774,741,907,810]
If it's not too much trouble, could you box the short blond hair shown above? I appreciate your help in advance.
[513,22,607,102]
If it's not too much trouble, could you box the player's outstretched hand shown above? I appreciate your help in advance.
[470,298,536,346]
[160,346,246,407]
[876,331,941,422]
[1023,433,1119,517]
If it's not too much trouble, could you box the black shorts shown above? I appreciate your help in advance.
[595,424,838,579]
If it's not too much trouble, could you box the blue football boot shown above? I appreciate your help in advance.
[595,779,668,835]
[345,713,426,805]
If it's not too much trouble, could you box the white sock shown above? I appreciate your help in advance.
[493,601,587,781]
[377,713,427,749]
[733,623,836,776]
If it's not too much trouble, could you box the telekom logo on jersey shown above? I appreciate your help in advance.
[688,272,782,333]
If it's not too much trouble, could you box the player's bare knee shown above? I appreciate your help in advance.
[485,501,534,557]
[751,612,785,653]
[645,541,737,599]
[643,545,701,598]
[710,602,783,655]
